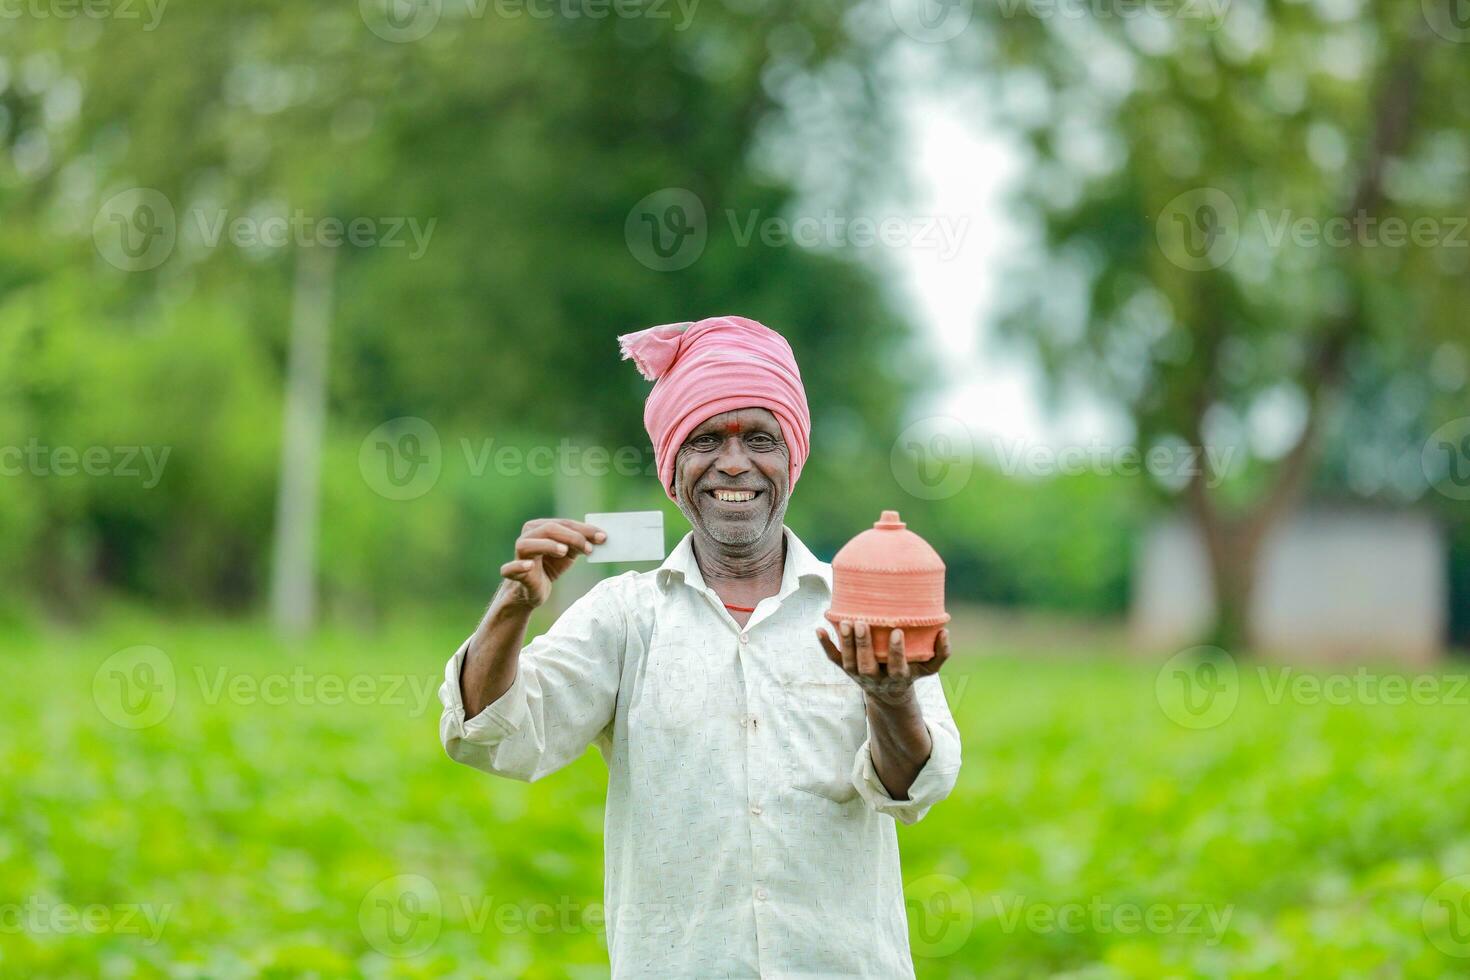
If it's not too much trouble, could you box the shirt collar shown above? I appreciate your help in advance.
[657,526,830,600]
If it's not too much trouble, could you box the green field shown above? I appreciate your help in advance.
[6,615,1470,978]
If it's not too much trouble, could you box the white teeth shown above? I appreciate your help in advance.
[713,490,756,502]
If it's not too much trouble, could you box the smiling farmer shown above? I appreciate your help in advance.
[438,315,961,978]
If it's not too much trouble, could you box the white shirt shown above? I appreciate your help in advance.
[438,526,962,979]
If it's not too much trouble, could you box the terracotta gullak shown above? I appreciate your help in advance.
[825,510,949,662]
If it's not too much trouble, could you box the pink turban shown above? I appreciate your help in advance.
[618,315,811,501]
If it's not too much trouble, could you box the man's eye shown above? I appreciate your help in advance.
[690,436,719,449]
[747,434,775,447]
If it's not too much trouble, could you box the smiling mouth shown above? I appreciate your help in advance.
[706,489,762,503]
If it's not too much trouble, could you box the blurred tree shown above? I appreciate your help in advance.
[0,2,918,616]
[961,2,1470,648]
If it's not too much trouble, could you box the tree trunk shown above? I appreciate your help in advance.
[1195,513,1265,652]
[1177,30,1429,652]
[269,245,335,638]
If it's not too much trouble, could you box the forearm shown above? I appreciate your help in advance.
[864,691,933,800]
[459,583,536,717]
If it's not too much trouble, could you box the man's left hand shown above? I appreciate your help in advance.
[816,621,950,708]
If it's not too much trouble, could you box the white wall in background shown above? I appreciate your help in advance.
[1133,509,1448,662]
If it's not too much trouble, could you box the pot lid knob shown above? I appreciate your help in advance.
[876,510,905,529]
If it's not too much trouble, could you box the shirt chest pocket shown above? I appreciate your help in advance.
[769,658,868,804]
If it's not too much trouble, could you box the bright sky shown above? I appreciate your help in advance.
[887,84,1129,453]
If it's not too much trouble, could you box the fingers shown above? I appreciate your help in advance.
[887,629,910,680]
[498,559,542,605]
[515,537,571,560]
[525,518,607,544]
[854,621,879,678]
[932,628,951,670]
[915,628,951,676]
[534,522,596,555]
[567,519,608,542]
[838,621,858,674]
[816,628,844,669]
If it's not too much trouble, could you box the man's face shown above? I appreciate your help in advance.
[673,407,791,550]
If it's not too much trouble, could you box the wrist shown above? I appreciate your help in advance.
[865,684,920,716]
[492,581,540,616]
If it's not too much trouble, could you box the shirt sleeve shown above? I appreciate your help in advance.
[850,672,962,825]
[438,577,626,783]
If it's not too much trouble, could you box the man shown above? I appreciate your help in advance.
[438,315,961,978]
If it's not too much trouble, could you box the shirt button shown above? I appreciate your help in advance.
[738,633,749,644]
[755,888,768,901]
[750,804,762,816]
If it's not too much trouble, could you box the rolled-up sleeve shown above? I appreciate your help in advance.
[438,578,626,782]
[850,673,961,825]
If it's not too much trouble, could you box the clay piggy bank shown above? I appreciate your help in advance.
[824,510,949,662]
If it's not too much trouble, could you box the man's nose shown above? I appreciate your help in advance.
[716,437,752,475]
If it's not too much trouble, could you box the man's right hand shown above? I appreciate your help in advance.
[462,518,607,717]
[499,518,607,609]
